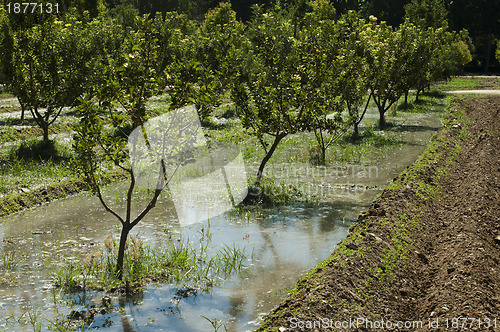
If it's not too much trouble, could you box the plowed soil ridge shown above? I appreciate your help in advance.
[258,96,500,331]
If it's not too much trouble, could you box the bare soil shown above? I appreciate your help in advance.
[258,96,500,331]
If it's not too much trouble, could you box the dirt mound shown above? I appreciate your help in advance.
[258,96,500,331]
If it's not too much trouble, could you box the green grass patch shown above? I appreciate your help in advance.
[51,223,248,294]
[244,175,319,205]
[432,76,500,91]
[0,159,74,196]
[0,122,75,143]
[395,90,449,114]
[8,139,73,161]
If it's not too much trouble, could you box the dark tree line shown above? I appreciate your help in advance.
[114,0,500,73]
[1,0,497,73]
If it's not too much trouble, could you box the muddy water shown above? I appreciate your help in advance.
[0,108,442,331]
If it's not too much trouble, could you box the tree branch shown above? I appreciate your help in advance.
[93,174,125,225]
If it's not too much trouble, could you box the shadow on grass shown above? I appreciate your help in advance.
[396,92,447,114]
[343,127,403,147]
[8,139,72,162]
[201,117,228,130]
[422,90,447,98]
[0,117,38,126]
[385,124,441,133]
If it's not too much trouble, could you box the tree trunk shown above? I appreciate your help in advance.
[115,223,131,280]
[42,122,49,141]
[415,89,421,103]
[19,101,25,121]
[353,122,359,137]
[376,98,386,129]
[404,90,409,105]
[379,110,386,128]
[256,133,286,183]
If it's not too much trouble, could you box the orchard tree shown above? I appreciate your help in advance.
[427,28,472,85]
[335,11,372,137]
[362,19,405,127]
[72,14,161,279]
[73,14,205,280]
[232,6,347,178]
[395,21,432,103]
[443,0,500,73]
[4,17,95,140]
[302,1,350,160]
[197,2,246,89]
[155,11,196,72]
[233,8,307,181]
[0,9,10,83]
[167,3,247,120]
[78,15,162,279]
[84,15,125,101]
[404,0,448,30]
[402,0,472,101]
[94,14,163,131]
[73,97,200,281]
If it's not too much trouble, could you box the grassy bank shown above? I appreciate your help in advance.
[431,75,500,91]
[257,95,472,330]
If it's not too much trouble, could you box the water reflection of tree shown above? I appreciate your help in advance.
[225,203,350,328]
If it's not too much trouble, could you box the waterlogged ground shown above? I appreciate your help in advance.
[0,192,356,331]
[0,101,444,331]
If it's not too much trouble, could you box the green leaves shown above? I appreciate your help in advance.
[232,6,350,176]
[3,15,101,140]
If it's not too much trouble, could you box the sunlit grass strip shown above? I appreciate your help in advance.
[51,233,248,292]
[0,159,74,195]
[432,76,500,91]
[0,122,76,143]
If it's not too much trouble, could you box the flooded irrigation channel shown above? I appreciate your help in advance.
[0,108,443,331]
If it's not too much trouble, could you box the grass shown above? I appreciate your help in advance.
[432,75,500,91]
[1,247,22,269]
[0,141,75,196]
[0,122,75,143]
[244,175,319,205]
[51,222,248,293]
[207,120,404,171]
[3,309,93,331]
[394,90,449,114]
[201,316,227,332]
[388,96,469,199]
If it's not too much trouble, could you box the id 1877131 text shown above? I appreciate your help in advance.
[5,2,59,14]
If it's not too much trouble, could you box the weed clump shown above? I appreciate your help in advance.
[244,176,318,205]
[51,225,248,294]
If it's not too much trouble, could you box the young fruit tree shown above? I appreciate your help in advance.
[335,11,372,137]
[3,17,94,140]
[73,98,200,281]
[232,6,347,178]
[73,15,173,280]
[362,20,405,127]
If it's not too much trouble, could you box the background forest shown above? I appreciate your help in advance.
[1,0,498,72]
